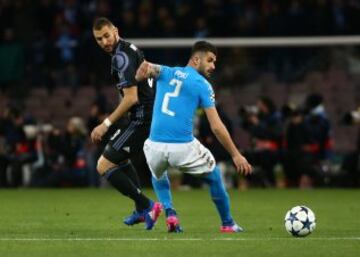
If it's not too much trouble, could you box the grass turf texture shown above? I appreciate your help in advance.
[0,189,359,257]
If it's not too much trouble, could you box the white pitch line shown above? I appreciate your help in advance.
[0,237,359,241]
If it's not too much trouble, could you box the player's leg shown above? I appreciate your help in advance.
[99,124,162,230]
[97,155,161,230]
[174,139,242,232]
[130,145,174,212]
[144,139,182,233]
[151,172,182,232]
[98,155,149,211]
[132,123,175,214]
[151,172,173,209]
[202,165,243,232]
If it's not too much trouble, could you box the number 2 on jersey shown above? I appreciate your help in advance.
[161,79,183,116]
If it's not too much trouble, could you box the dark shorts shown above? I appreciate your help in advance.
[102,120,150,164]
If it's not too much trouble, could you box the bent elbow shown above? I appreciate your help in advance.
[127,95,139,105]
[131,96,139,105]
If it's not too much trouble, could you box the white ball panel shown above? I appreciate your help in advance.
[296,211,308,222]
[307,210,316,222]
[285,220,293,232]
[310,222,316,232]
[292,220,304,232]
[285,211,291,221]
[298,228,310,237]
[291,206,302,213]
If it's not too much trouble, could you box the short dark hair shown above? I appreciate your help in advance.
[93,17,114,30]
[191,41,217,56]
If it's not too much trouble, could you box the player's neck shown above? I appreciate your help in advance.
[187,61,198,71]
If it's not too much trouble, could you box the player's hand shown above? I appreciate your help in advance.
[135,61,150,81]
[91,123,108,143]
[232,153,252,175]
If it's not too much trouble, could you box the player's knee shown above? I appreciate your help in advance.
[96,156,117,175]
[96,159,106,175]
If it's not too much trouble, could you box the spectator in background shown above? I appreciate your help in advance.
[284,93,333,188]
[32,117,88,187]
[0,105,37,187]
[241,96,283,187]
[283,107,309,187]
[302,93,333,187]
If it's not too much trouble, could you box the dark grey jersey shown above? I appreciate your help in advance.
[111,40,155,123]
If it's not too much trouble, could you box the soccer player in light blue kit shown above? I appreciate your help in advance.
[136,41,253,232]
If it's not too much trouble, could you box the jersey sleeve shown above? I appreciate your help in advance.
[198,79,216,109]
[158,65,171,80]
[111,51,137,88]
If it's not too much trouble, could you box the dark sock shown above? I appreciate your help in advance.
[103,165,150,211]
[165,208,177,217]
[122,162,141,188]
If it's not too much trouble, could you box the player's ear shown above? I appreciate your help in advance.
[113,26,119,36]
[193,55,200,65]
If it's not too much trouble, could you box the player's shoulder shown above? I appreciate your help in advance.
[111,40,141,71]
[193,72,212,89]
[160,65,184,78]
[117,40,140,54]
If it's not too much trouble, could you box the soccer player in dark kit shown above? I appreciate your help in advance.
[91,17,165,230]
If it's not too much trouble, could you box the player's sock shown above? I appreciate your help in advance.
[103,165,150,211]
[122,162,141,188]
[203,165,233,226]
[151,171,174,210]
[165,208,177,217]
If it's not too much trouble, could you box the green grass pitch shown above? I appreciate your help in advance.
[0,188,359,257]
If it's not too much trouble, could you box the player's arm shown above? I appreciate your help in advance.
[204,107,252,175]
[91,50,139,143]
[135,61,161,81]
[91,86,138,143]
[108,86,138,122]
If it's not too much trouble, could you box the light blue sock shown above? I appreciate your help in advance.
[203,165,233,226]
[151,171,173,210]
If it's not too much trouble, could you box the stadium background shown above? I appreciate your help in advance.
[1,1,360,257]
[1,0,360,189]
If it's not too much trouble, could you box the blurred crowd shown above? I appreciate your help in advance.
[1,0,360,189]
[1,0,360,93]
[1,92,360,189]
[199,92,360,189]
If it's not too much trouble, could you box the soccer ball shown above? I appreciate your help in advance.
[284,206,316,237]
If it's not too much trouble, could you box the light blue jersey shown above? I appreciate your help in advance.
[149,65,215,143]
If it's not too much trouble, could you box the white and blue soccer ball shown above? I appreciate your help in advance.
[284,206,316,237]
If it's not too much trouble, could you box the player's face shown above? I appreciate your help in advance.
[198,52,216,78]
[93,25,119,53]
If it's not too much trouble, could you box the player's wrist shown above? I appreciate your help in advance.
[103,118,112,128]
[231,151,242,159]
